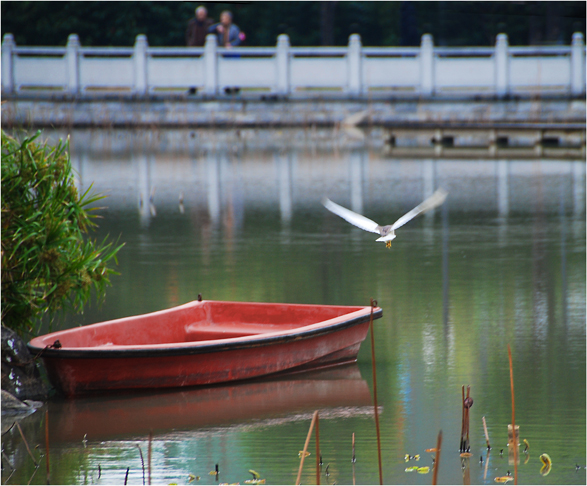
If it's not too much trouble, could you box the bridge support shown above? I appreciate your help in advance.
[2,33,15,95]
[66,34,80,95]
[495,34,509,99]
[204,34,218,96]
[571,32,585,97]
[133,34,148,96]
[276,34,290,96]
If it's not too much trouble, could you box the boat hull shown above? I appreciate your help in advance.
[28,300,382,397]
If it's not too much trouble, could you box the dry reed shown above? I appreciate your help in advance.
[369,299,383,485]
[507,344,517,485]
[148,430,153,485]
[482,416,491,449]
[45,410,50,484]
[315,413,320,485]
[295,410,318,485]
[16,422,38,467]
[432,430,442,485]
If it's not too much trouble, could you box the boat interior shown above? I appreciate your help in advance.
[32,300,368,348]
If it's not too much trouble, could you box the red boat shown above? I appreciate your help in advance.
[28,300,382,397]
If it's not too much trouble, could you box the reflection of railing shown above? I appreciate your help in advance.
[68,144,586,225]
[2,33,585,98]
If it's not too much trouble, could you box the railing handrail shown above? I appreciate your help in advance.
[9,45,579,58]
[508,45,574,55]
[8,39,583,60]
[10,46,67,55]
[362,47,421,56]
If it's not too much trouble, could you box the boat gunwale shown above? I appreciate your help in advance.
[27,302,382,359]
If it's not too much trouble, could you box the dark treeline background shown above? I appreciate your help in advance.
[2,1,585,48]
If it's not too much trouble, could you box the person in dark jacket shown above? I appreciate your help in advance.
[209,10,242,48]
[186,6,213,47]
[186,6,213,94]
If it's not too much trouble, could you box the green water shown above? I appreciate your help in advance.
[2,129,585,485]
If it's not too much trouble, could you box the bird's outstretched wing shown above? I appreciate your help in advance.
[390,188,448,230]
[322,198,380,234]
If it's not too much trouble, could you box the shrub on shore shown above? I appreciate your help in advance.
[1,130,123,336]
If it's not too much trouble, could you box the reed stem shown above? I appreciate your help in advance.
[432,430,442,485]
[137,445,145,485]
[482,416,491,449]
[507,344,517,485]
[148,430,153,485]
[3,469,15,485]
[45,410,50,485]
[351,433,356,486]
[459,386,472,452]
[295,410,318,485]
[16,422,38,467]
[465,386,471,447]
[460,385,465,452]
[26,462,39,486]
[369,299,383,485]
[2,450,14,472]
[315,413,320,486]
[483,450,490,481]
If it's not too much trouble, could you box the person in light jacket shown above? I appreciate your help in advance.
[209,11,242,48]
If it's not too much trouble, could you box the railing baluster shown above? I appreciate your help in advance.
[1,33,15,95]
[571,32,585,97]
[348,34,362,96]
[276,34,290,96]
[420,34,434,96]
[66,34,80,95]
[134,34,148,96]
[204,34,218,96]
[495,34,509,99]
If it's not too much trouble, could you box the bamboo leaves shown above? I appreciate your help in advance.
[1,130,124,335]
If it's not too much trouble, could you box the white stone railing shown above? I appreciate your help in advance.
[2,32,585,98]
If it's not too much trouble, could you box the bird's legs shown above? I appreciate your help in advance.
[386,241,392,248]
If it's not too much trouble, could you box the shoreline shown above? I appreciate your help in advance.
[2,98,585,129]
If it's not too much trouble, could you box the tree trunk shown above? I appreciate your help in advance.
[320,1,337,46]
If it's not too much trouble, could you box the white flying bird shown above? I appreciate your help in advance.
[322,188,448,248]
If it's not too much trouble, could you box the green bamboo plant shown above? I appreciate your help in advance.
[1,130,123,336]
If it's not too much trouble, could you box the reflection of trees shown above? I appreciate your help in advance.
[320,1,337,46]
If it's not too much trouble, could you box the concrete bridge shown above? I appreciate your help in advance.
[2,33,585,132]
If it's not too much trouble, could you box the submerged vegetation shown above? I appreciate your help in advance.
[1,130,123,336]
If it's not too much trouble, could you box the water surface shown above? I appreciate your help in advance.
[2,129,585,485]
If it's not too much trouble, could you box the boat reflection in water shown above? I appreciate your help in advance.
[48,364,374,442]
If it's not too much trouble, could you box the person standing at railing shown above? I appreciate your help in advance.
[186,6,213,95]
[186,6,214,47]
[209,10,245,95]
[209,11,243,48]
